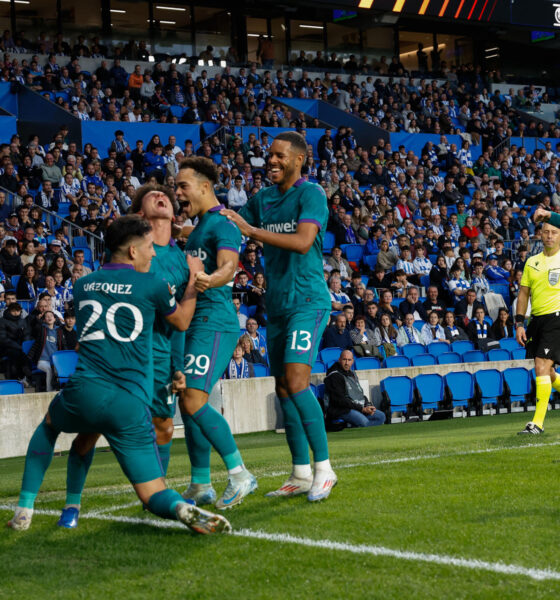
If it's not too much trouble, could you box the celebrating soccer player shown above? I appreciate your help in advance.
[516,220,560,434]
[222,132,337,502]
[175,157,257,510]
[8,215,231,534]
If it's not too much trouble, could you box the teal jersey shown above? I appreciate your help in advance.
[239,180,331,317]
[72,263,177,405]
[186,205,241,332]
[151,239,189,373]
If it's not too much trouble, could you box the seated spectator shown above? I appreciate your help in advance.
[466,306,499,352]
[485,254,510,285]
[227,175,248,210]
[233,297,247,329]
[326,247,352,282]
[396,313,422,347]
[329,275,351,312]
[455,288,485,325]
[429,255,448,300]
[242,249,264,279]
[225,343,254,379]
[412,245,432,278]
[377,288,401,325]
[0,239,23,284]
[233,271,251,303]
[443,311,470,342]
[471,261,490,300]
[0,301,32,383]
[28,309,66,391]
[490,307,514,340]
[399,286,428,321]
[447,265,470,302]
[350,314,378,358]
[373,313,398,355]
[239,333,267,365]
[322,313,353,350]
[423,285,447,318]
[60,311,78,350]
[421,310,449,346]
[324,350,385,428]
[368,265,392,290]
[15,263,38,301]
[376,239,398,271]
[247,272,267,326]
[245,318,268,363]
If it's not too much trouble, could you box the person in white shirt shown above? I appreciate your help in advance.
[421,311,449,346]
[232,297,247,329]
[329,276,351,312]
[413,245,432,277]
[227,175,248,210]
[396,313,422,347]
[471,262,490,300]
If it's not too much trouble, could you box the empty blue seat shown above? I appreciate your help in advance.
[0,380,24,395]
[363,255,377,270]
[311,360,325,374]
[380,375,413,416]
[411,353,436,366]
[401,343,425,359]
[354,357,380,370]
[414,373,444,411]
[475,369,504,408]
[319,347,342,364]
[72,236,90,248]
[51,350,79,385]
[427,341,450,357]
[324,358,338,370]
[511,347,526,360]
[10,274,20,289]
[323,231,335,254]
[340,243,364,262]
[503,367,531,406]
[499,337,521,352]
[462,350,486,363]
[444,371,475,411]
[437,352,461,365]
[383,355,410,368]
[451,340,475,354]
[252,364,270,377]
[487,348,511,362]
[413,320,426,332]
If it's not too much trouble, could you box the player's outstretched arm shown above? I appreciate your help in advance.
[193,248,238,292]
[165,255,203,331]
[533,207,552,224]
[221,209,318,255]
[172,224,195,239]
[515,285,530,347]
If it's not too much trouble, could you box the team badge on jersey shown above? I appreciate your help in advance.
[548,269,560,286]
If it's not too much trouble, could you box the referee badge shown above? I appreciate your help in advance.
[548,269,560,286]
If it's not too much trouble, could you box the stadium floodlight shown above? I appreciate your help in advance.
[148,55,155,62]
[220,60,226,67]
[198,59,204,66]
[299,24,324,29]
[110,9,126,13]
[156,5,187,10]
[0,0,30,3]
[208,60,213,66]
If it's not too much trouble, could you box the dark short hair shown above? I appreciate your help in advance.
[131,183,179,214]
[179,156,219,185]
[274,131,307,155]
[104,215,152,256]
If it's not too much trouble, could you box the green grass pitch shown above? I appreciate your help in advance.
[1,412,559,599]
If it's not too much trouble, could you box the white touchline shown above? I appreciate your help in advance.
[2,505,559,582]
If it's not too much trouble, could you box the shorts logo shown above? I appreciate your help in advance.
[545,348,550,355]
[548,269,560,285]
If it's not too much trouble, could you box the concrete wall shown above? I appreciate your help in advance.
[0,358,532,459]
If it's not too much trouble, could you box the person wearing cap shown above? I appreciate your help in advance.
[484,254,510,285]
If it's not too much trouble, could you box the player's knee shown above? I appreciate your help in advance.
[285,376,308,398]
[155,422,174,444]
[73,433,100,456]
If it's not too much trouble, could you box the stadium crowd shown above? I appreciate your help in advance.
[0,41,556,393]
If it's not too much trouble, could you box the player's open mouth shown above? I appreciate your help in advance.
[270,167,282,175]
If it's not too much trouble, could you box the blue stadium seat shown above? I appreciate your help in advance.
[503,367,531,406]
[414,373,444,411]
[383,355,410,368]
[324,358,339,370]
[511,347,526,360]
[487,348,511,362]
[51,350,79,385]
[401,343,425,359]
[252,364,270,377]
[391,298,405,309]
[444,371,475,411]
[462,350,486,363]
[0,380,24,395]
[499,338,521,352]
[411,353,436,367]
[169,105,185,118]
[354,357,380,370]
[340,244,364,263]
[380,375,413,417]
[475,369,504,409]
[10,274,20,290]
[311,360,325,374]
[72,236,90,249]
[363,255,377,270]
[319,347,342,364]
[323,231,335,254]
[427,341,449,357]
[18,300,34,313]
[413,320,426,332]
[451,340,475,355]
[437,352,461,365]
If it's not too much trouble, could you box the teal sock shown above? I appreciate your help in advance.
[147,488,184,520]
[19,418,59,509]
[157,441,172,477]
[66,443,95,506]
[290,387,329,462]
[279,396,310,465]
[181,412,212,484]
[191,404,243,471]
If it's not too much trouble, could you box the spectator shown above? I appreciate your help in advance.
[490,307,514,341]
[328,276,351,311]
[0,239,23,283]
[373,313,398,355]
[40,153,62,185]
[324,350,385,428]
[60,311,78,350]
[233,297,247,329]
[245,318,268,363]
[15,263,38,301]
[0,301,32,383]
[227,175,248,210]
[399,286,428,321]
[350,314,378,357]
[423,285,447,318]
[239,333,267,365]
[396,313,422,347]
[455,288,485,324]
[322,313,353,350]
[326,247,352,282]
[225,343,254,379]
[421,310,449,346]
[443,310,470,342]
[466,306,499,352]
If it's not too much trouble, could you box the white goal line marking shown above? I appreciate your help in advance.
[1,504,559,582]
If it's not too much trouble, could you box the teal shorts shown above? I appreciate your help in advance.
[48,377,164,484]
[267,308,330,378]
[150,355,177,420]
[184,328,239,394]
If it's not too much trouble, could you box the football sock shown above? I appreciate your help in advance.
[65,443,95,507]
[19,418,59,509]
[550,374,560,393]
[533,376,551,429]
[289,387,329,463]
[293,464,313,478]
[147,488,184,520]
[191,404,243,471]
[278,396,311,466]
[314,458,333,472]
[157,441,172,477]
[181,412,212,484]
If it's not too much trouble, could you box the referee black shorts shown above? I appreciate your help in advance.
[526,312,560,364]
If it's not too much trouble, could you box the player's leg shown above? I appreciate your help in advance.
[180,330,256,509]
[181,411,216,504]
[152,417,174,475]
[521,356,554,433]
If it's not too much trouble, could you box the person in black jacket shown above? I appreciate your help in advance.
[324,350,385,427]
[0,302,33,381]
[455,289,485,326]
[399,286,428,321]
[490,307,515,340]
[322,314,353,350]
[0,239,23,284]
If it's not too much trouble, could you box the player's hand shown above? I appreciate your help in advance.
[515,325,527,347]
[172,224,194,239]
[186,254,204,276]
[533,207,551,224]
[171,371,186,393]
[220,209,254,237]
[194,271,212,292]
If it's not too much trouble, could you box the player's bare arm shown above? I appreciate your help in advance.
[220,210,318,255]
[165,255,203,331]
[533,207,551,223]
[193,248,238,292]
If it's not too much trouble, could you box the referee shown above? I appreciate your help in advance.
[516,219,560,434]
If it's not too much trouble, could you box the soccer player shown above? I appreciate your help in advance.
[175,157,257,509]
[57,184,189,529]
[8,216,231,535]
[515,220,560,434]
[222,131,337,502]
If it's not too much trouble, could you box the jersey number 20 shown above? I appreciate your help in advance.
[79,300,143,343]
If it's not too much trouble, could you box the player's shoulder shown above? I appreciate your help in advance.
[297,180,327,197]
[525,253,544,269]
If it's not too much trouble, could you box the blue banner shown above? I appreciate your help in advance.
[0,82,18,116]
[0,116,17,143]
